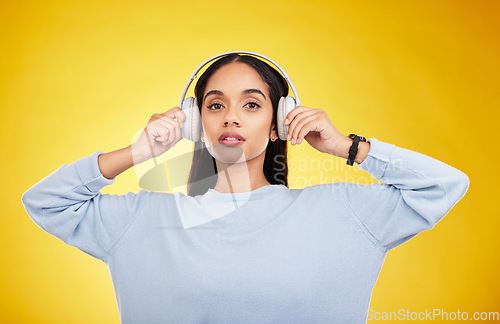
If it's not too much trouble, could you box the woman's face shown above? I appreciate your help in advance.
[201,62,277,164]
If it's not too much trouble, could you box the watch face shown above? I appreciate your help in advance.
[349,134,367,142]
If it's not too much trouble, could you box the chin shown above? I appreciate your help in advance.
[205,140,268,164]
[205,142,246,164]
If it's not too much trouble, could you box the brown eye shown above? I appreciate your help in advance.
[207,103,223,110]
[245,101,261,109]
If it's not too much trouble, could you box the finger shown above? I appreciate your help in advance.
[173,116,182,143]
[174,108,187,125]
[160,116,182,145]
[296,119,322,144]
[147,125,168,149]
[144,126,156,149]
[150,124,170,144]
[287,109,317,141]
[163,116,182,145]
[291,114,317,145]
[147,124,161,140]
[158,114,181,128]
[156,118,178,145]
[284,106,310,125]
[164,107,186,125]
[150,116,175,142]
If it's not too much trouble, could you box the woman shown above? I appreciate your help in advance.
[22,53,469,323]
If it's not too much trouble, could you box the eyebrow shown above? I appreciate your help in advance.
[204,89,267,102]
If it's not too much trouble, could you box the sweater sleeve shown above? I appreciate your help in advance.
[21,151,151,262]
[341,138,469,252]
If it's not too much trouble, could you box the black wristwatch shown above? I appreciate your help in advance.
[346,134,367,166]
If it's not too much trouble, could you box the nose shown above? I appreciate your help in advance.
[223,105,241,126]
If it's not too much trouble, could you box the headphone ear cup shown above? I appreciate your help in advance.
[277,96,298,141]
[181,97,202,142]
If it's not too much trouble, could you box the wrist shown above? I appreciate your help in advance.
[98,145,136,180]
[330,136,352,159]
[131,143,152,165]
[354,141,370,164]
[330,136,370,164]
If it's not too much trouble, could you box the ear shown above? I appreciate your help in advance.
[270,123,278,139]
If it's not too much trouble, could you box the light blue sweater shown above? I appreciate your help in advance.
[21,138,469,323]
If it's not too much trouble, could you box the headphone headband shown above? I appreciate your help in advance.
[178,51,301,107]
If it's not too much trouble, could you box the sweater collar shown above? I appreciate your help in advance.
[205,184,288,202]
[175,184,289,229]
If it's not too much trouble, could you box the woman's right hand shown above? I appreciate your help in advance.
[131,107,186,164]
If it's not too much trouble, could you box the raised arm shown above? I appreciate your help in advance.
[341,138,470,251]
[21,107,186,261]
[21,149,151,262]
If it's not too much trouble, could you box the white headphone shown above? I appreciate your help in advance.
[179,51,301,142]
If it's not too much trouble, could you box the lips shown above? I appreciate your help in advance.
[218,132,246,142]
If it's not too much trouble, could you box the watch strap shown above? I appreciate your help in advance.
[346,134,366,166]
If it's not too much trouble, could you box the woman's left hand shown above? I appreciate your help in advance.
[285,106,347,156]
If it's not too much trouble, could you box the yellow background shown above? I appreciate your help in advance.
[2,0,498,322]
